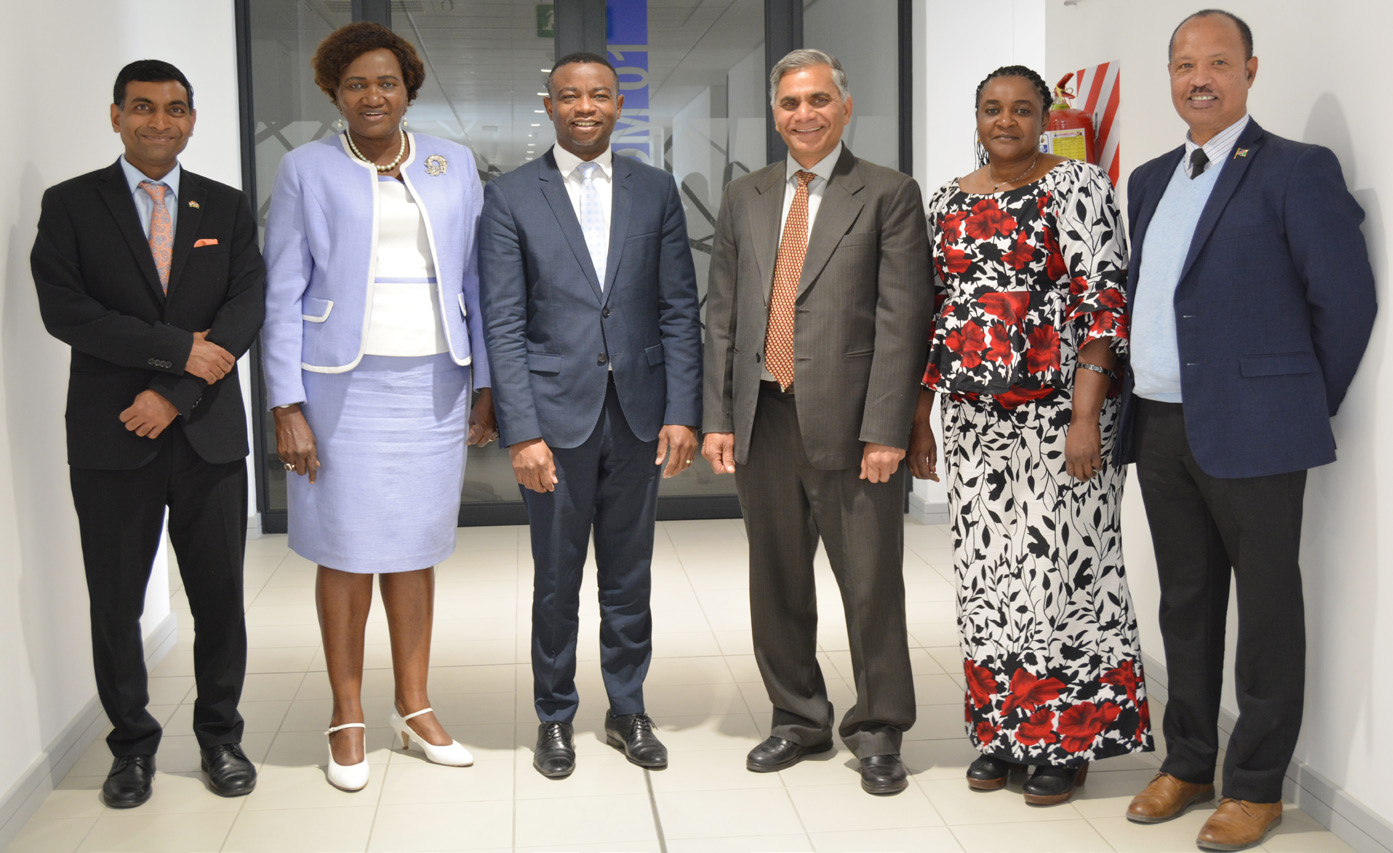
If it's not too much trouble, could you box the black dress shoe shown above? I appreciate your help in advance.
[605,712,668,769]
[101,755,155,808]
[1022,763,1089,805]
[534,721,576,778]
[966,754,1022,791]
[201,744,257,797]
[860,754,908,795]
[745,736,833,772]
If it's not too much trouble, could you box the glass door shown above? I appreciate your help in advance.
[239,0,910,530]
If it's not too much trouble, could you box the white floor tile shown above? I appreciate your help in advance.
[951,818,1115,852]
[787,783,943,833]
[220,805,375,852]
[655,787,804,840]
[513,793,658,847]
[810,825,963,853]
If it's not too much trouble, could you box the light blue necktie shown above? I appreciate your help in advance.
[578,161,607,288]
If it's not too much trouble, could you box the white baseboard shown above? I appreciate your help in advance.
[1142,653,1393,853]
[908,493,949,525]
[0,612,178,850]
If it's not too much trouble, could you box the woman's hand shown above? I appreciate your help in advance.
[907,387,939,481]
[274,404,322,484]
[468,388,498,447]
[1064,417,1103,482]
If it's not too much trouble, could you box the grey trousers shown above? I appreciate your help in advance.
[734,383,916,758]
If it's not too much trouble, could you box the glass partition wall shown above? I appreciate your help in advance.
[238,0,910,531]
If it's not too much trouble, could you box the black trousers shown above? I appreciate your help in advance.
[523,378,660,723]
[1132,399,1306,802]
[734,383,916,758]
[69,426,248,757]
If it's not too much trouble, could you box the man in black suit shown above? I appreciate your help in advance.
[30,60,265,808]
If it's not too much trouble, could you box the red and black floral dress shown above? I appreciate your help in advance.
[923,160,1152,767]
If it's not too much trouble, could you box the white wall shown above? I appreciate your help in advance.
[0,0,244,840]
[1046,1,1392,848]
[911,0,1045,516]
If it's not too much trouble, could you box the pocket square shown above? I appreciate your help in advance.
[193,238,219,248]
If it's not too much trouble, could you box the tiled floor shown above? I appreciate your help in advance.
[5,520,1353,852]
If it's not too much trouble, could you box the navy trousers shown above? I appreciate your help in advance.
[523,379,661,723]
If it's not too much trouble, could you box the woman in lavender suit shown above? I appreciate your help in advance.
[262,22,494,791]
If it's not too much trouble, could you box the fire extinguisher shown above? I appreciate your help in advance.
[1044,73,1097,165]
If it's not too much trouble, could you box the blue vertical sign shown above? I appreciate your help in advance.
[607,1,652,165]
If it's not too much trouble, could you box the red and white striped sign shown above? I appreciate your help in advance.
[1073,60,1121,186]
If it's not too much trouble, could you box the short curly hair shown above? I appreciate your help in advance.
[311,22,426,104]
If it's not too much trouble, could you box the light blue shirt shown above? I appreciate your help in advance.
[1130,157,1222,402]
[119,156,181,237]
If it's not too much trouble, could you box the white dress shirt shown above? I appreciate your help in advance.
[552,143,614,250]
[1184,114,1250,177]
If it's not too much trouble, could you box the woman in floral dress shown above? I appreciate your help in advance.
[908,66,1152,805]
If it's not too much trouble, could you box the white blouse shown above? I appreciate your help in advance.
[362,178,449,356]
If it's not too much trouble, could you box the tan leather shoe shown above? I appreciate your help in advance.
[1196,798,1283,851]
[1126,771,1216,823]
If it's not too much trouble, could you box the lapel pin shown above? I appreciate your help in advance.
[1234,148,1249,158]
[187,200,201,208]
[425,154,448,176]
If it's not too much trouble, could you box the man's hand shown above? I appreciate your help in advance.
[702,432,736,475]
[274,404,322,484]
[1064,417,1103,482]
[468,388,498,447]
[185,330,235,384]
[510,437,557,493]
[860,442,906,483]
[119,390,178,439]
[655,424,698,478]
[907,387,939,481]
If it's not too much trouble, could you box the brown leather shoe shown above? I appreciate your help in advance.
[1196,798,1283,851]
[1126,771,1216,823]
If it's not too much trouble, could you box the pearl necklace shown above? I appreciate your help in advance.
[988,152,1041,192]
[345,128,407,172]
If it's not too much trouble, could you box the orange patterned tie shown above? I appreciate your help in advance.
[765,170,816,390]
[140,180,172,291]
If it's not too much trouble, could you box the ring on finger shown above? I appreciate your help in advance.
[283,462,295,471]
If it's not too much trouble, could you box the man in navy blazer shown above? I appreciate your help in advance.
[1115,12,1375,850]
[479,52,702,779]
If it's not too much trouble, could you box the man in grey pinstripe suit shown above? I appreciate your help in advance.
[701,49,931,795]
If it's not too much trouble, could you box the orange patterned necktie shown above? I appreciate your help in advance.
[765,170,816,390]
[140,180,172,291]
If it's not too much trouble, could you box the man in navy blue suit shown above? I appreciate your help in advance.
[479,52,702,779]
[1116,11,1375,850]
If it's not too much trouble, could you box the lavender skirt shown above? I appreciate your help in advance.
[288,354,469,573]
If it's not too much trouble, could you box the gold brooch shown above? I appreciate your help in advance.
[425,155,448,176]
[187,200,200,209]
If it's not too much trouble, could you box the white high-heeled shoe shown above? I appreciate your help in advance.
[389,708,474,766]
[324,722,370,791]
